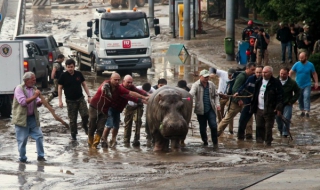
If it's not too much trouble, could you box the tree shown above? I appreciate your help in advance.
[245,0,320,23]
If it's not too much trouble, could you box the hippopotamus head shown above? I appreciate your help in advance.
[147,86,193,151]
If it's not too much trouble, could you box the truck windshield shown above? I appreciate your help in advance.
[101,18,149,39]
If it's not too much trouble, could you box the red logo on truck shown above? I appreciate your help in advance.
[122,40,131,48]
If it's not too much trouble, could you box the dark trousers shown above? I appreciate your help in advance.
[196,108,218,144]
[249,46,256,62]
[238,105,253,138]
[255,109,275,144]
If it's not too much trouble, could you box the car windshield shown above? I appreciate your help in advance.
[101,18,149,39]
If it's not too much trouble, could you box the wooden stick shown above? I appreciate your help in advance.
[39,94,69,129]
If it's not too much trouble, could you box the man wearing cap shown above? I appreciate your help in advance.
[296,25,311,55]
[254,28,270,66]
[276,22,292,64]
[217,62,256,137]
[209,68,235,134]
[190,69,221,149]
[249,27,259,62]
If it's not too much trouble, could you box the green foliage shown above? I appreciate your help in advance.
[309,53,320,75]
[245,0,320,23]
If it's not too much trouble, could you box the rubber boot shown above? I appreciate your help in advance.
[82,115,89,135]
[92,134,101,149]
[101,128,111,148]
[110,129,118,148]
[88,135,94,148]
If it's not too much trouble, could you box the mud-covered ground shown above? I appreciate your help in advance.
[1,2,320,189]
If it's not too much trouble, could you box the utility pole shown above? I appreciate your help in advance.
[129,0,135,10]
[183,0,190,40]
[149,0,154,28]
[225,0,235,61]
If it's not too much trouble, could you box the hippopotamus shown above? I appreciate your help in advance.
[146,86,193,151]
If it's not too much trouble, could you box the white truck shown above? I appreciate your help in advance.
[69,8,160,76]
[0,41,24,118]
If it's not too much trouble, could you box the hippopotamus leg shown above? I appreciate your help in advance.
[153,132,170,151]
[171,139,181,151]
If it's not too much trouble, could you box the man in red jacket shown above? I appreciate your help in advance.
[100,75,149,148]
[88,73,148,149]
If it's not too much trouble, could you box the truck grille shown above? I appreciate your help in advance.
[114,59,139,67]
[106,48,147,56]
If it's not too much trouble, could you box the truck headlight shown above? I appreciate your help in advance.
[141,58,151,63]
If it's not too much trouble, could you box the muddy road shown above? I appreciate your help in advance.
[1,2,320,189]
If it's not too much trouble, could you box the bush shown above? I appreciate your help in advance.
[309,53,320,75]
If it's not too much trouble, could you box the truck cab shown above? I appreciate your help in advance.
[79,8,159,76]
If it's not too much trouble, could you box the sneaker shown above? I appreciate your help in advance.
[101,141,108,148]
[306,113,310,118]
[245,135,253,140]
[300,112,305,117]
[19,159,30,163]
[110,140,117,148]
[203,142,208,146]
[229,131,234,135]
[37,157,47,162]
[213,143,218,150]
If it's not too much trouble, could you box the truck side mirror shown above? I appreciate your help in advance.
[87,29,93,38]
[155,26,160,35]
[154,18,159,25]
[58,42,63,47]
[87,21,93,27]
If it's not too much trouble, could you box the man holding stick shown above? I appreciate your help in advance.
[12,72,46,163]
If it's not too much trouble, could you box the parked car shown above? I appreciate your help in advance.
[22,40,49,88]
[14,34,63,82]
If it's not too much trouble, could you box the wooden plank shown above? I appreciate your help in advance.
[68,42,89,55]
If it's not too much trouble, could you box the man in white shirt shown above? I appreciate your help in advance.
[250,66,283,146]
[210,68,235,134]
[124,83,155,146]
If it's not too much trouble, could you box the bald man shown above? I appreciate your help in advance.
[289,52,318,117]
[251,66,283,146]
[89,73,149,149]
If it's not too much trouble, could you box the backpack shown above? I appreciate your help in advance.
[225,71,243,95]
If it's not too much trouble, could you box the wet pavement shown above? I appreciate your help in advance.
[1,2,320,189]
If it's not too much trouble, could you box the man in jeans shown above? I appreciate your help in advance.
[234,66,263,140]
[276,67,300,137]
[276,22,292,63]
[251,66,283,146]
[189,69,220,149]
[289,52,318,117]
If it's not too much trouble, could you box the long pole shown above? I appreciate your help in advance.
[148,0,154,28]
[226,0,235,61]
[183,0,190,40]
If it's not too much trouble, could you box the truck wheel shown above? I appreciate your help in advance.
[136,0,145,7]
[92,55,103,76]
[41,69,49,89]
[139,69,148,77]
[110,0,120,8]
[0,96,12,118]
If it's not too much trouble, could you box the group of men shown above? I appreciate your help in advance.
[242,20,271,66]
[11,45,319,163]
[214,51,318,146]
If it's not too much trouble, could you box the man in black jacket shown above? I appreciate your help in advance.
[251,66,283,146]
[276,22,292,63]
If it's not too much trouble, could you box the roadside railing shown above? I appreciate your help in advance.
[13,0,26,38]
